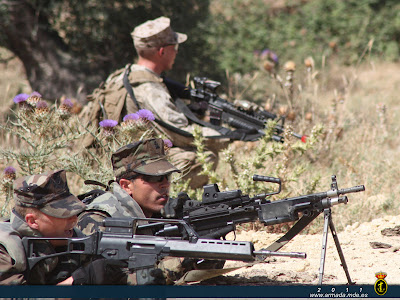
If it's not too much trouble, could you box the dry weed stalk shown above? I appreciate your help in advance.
[376,102,388,140]
[0,167,16,217]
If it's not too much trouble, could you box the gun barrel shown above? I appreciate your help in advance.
[254,249,307,259]
[338,185,365,195]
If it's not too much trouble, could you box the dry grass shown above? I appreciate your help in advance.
[218,59,400,232]
[0,48,399,231]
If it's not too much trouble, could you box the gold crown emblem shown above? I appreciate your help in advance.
[375,272,387,279]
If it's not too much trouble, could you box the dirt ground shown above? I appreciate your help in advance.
[197,214,400,286]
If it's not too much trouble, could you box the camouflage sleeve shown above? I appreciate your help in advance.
[0,245,26,285]
[155,257,225,285]
[76,211,110,235]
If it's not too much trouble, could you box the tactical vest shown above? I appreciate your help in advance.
[82,183,153,237]
[0,209,89,285]
[0,222,27,272]
[85,183,147,219]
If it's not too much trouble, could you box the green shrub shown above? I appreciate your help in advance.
[205,0,400,77]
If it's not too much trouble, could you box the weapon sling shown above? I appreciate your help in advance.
[123,64,193,138]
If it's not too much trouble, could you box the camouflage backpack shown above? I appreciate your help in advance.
[78,66,128,148]
[78,64,168,148]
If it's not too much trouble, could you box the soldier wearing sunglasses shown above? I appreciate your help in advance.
[77,138,225,285]
[77,138,180,235]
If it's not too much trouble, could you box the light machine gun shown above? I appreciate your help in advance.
[163,76,307,143]
[160,175,365,285]
[23,217,306,285]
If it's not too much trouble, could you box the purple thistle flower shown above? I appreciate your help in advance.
[260,48,270,58]
[261,49,279,64]
[137,109,155,121]
[4,166,16,175]
[99,119,118,128]
[123,113,139,122]
[36,100,48,109]
[163,139,173,148]
[62,98,74,108]
[13,93,29,104]
[30,91,42,98]
[3,166,16,181]
[270,52,279,64]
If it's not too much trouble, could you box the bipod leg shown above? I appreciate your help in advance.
[328,212,355,285]
[318,208,330,285]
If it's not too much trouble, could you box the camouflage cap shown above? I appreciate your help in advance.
[131,16,187,49]
[13,170,85,219]
[112,138,181,178]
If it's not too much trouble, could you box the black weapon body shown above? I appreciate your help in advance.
[162,175,364,285]
[22,217,305,273]
[163,175,365,239]
[163,76,306,143]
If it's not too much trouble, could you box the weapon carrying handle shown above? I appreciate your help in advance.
[253,175,281,184]
[252,175,282,198]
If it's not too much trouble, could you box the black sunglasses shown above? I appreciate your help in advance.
[140,174,171,183]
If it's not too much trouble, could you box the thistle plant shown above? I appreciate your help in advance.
[57,98,74,120]
[304,56,316,89]
[0,93,86,175]
[0,92,159,206]
[376,102,388,140]
[0,166,16,217]
[27,91,42,107]
[221,120,325,198]
[283,60,296,110]
[69,108,158,191]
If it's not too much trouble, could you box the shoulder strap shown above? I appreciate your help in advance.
[123,65,194,138]
[123,64,141,110]
[122,67,255,141]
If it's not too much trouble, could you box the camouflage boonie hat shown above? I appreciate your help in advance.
[112,138,181,178]
[13,169,85,218]
[131,16,187,49]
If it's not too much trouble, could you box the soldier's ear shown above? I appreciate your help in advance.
[119,178,133,195]
[25,213,39,230]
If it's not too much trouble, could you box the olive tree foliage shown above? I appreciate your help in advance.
[0,0,212,102]
[207,0,400,75]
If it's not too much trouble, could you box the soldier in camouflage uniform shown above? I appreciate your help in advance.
[82,16,228,189]
[77,138,222,284]
[77,138,180,235]
[0,170,125,285]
